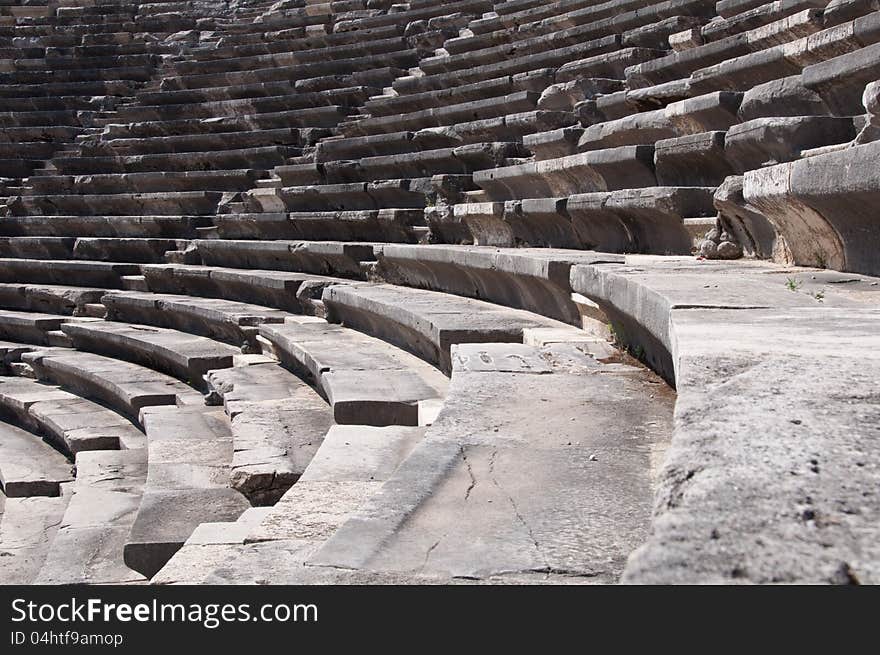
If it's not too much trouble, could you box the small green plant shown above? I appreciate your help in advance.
[785,277,802,292]
[814,251,828,269]
[811,290,825,303]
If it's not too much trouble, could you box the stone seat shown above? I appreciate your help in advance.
[190,24,402,61]
[421,32,620,76]
[0,109,83,127]
[375,243,622,324]
[686,11,880,94]
[473,144,657,200]
[455,185,714,253]
[0,376,144,453]
[0,125,85,144]
[59,320,238,389]
[260,318,448,426]
[123,404,249,578]
[803,38,880,114]
[0,419,73,497]
[392,38,622,95]
[159,50,419,91]
[99,119,321,144]
[140,262,345,314]
[34,448,147,584]
[103,127,306,155]
[0,258,139,287]
[304,341,672,583]
[23,348,204,422]
[723,115,855,172]
[7,190,223,216]
[51,145,296,175]
[743,137,880,275]
[698,0,828,44]
[115,101,352,129]
[323,282,565,373]
[0,215,209,238]
[264,179,434,212]
[205,361,334,505]
[0,308,84,345]
[0,94,120,112]
[172,36,411,76]
[333,0,491,32]
[332,142,524,181]
[0,79,136,97]
[212,209,423,243]
[555,47,664,83]
[345,92,541,137]
[367,73,540,117]
[0,64,153,84]
[570,91,744,155]
[653,131,736,186]
[27,169,267,195]
[102,290,292,350]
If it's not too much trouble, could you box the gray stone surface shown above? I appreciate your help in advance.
[309,342,673,582]
[260,318,448,426]
[570,256,880,583]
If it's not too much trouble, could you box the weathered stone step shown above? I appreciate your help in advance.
[7,191,223,216]
[0,308,85,345]
[213,208,421,242]
[174,36,410,76]
[27,169,267,194]
[34,448,147,584]
[51,146,295,175]
[375,244,621,325]
[0,259,139,287]
[189,239,375,278]
[743,137,880,275]
[0,79,137,98]
[0,236,186,263]
[0,485,71,583]
[322,282,563,373]
[0,376,144,453]
[0,215,209,238]
[190,24,402,61]
[257,178,436,212]
[687,12,880,94]
[260,318,447,426]
[24,348,204,424]
[0,419,73,497]
[140,262,344,314]
[0,64,153,85]
[205,361,333,505]
[353,90,544,137]
[116,102,353,129]
[160,50,419,91]
[124,404,249,578]
[306,341,672,583]
[59,321,238,389]
[473,145,657,200]
[102,291,292,350]
[156,424,426,584]
[103,127,306,155]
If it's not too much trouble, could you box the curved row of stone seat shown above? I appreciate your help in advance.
[0,375,144,453]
